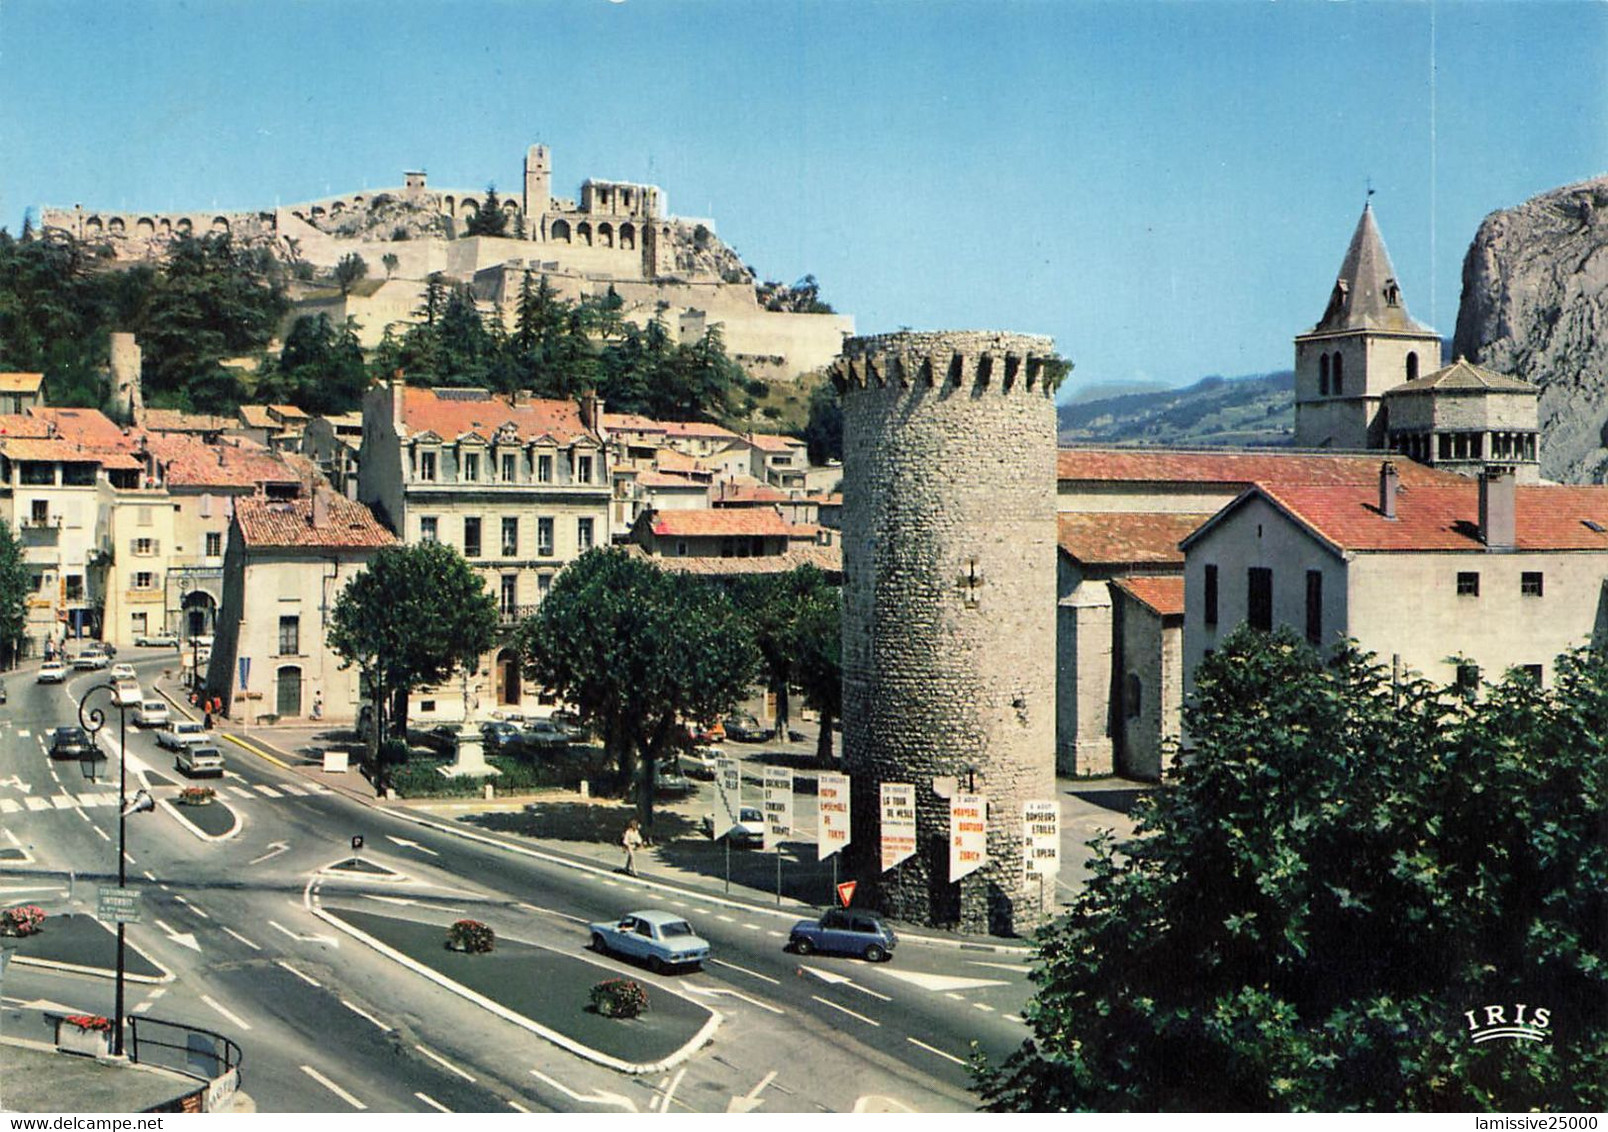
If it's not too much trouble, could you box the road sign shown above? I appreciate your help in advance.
[713,757,742,841]
[96,885,141,925]
[762,767,793,850]
[880,783,916,872]
[836,880,858,907]
[817,772,851,860]
[949,793,987,881]
[1024,800,1061,879]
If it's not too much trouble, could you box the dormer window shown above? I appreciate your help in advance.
[501,453,517,483]
[419,450,437,482]
[577,455,594,484]
[538,454,553,483]
[463,452,480,483]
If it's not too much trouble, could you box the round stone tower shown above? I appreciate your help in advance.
[833,330,1061,936]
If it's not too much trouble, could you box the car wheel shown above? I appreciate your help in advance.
[590,933,608,955]
[863,943,886,963]
[649,955,666,974]
[793,937,814,956]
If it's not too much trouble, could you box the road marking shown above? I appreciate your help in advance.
[716,914,735,923]
[275,960,321,987]
[385,835,439,856]
[340,999,391,1032]
[507,1101,530,1113]
[122,850,136,867]
[512,900,589,924]
[221,926,260,951]
[53,798,78,814]
[173,895,209,919]
[810,995,880,1026]
[151,919,201,952]
[0,799,17,814]
[268,919,340,947]
[1002,1014,1024,1025]
[415,1043,476,1082]
[252,784,283,798]
[530,1068,638,1111]
[669,900,687,908]
[727,1069,777,1113]
[228,786,254,800]
[201,995,252,1031]
[907,1037,967,1066]
[301,1066,367,1111]
[16,730,27,738]
[132,1001,155,1014]
[601,878,619,887]
[882,970,1010,993]
[683,984,785,1015]
[972,1002,995,1012]
[77,809,91,823]
[92,826,110,841]
[658,1067,687,1113]
[766,930,784,938]
[142,870,157,882]
[249,842,290,864]
[966,960,1033,973]
[277,782,308,796]
[709,958,781,986]
[415,1093,451,1114]
[24,797,49,812]
[945,992,963,1001]
[742,923,762,931]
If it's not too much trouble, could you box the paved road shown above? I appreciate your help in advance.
[1,655,1044,1113]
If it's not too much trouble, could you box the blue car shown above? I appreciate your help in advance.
[589,909,710,973]
[789,909,897,962]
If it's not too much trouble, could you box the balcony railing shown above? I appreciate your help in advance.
[498,603,537,626]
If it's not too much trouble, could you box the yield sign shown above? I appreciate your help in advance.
[836,880,857,907]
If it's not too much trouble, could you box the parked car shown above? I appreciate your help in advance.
[652,763,695,798]
[702,805,766,848]
[588,910,710,973]
[36,661,67,684]
[413,724,460,756]
[134,631,179,648]
[480,721,523,757]
[134,700,170,729]
[521,718,570,751]
[176,744,224,777]
[680,746,721,780]
[156,720,208,750]
[789,909,898,962]
[722,713,773,743]
[73,650,110,671]
[550,710,590,741]
[48,726,99,763]
[113,679,142,707]
[687,720,725,745]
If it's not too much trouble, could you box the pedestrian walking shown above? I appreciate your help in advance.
[622,819,644,877]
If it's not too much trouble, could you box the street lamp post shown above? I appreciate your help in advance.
[77,681,152,1059]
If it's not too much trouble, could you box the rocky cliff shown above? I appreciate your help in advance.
[1454,176,1608,483]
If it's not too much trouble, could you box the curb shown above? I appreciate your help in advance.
[9,953,169,985]
[307,882,721,1076]
[157,795,241,843]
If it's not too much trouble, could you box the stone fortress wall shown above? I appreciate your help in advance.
[41,144,853,381]
[834,330,1060,936]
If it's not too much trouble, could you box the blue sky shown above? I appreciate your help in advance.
[2,1,1604,399]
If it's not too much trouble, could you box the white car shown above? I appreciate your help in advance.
[134,700,170,728]
[110,663,137,682]
[37,660,67,684]
[177,744,224,777]
[134,632,179,648]
[114,679,142,707]
[156,720,207,750]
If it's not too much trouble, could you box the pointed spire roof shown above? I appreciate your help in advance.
[1310,203,1434,335]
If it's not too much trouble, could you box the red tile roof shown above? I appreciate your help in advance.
[140,408,233,433]
[0,437,140,469]
[639,470,708,490]
[627,543,841,576]
[0,415,55,439]
[746,432,805,453]
[146,434,300,489]
[401,387,594,444]
[653,449,709,476]
[658,419,740,441]
[1112,575,1186,617]
[1057,447,1464,488]
[269,404,310,420]
[1058,512,1212,566]
[1203,481,1608,554]
[601,412,665,435]
[30,408,130,447]
[0,373,44,393]
[237,405,276,429]
[715,482,791,505]
[649,508,793,538]
[236,493,397,550]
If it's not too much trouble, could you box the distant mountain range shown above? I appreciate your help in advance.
[1057,370,1295,447]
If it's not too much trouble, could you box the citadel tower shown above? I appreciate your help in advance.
[833,330,1060,935]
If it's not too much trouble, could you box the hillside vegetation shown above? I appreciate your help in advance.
[1058,370,1294,447]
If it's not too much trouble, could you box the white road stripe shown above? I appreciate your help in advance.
[0,799,18,814]
[16,730,28,738]
[301,1065,367,1111]
[908,1037,967,1066]
[716,915,735,923]
[709,958,781,986]
[277,782,308,796]
[201,995,252,1031]
[77,809,92,823]
[228,786,254,800]
[766,930,784,938]
[222,927,260,951]
[275,960,321,987]
[142,870,157,882]
[340,999,391,1032]
[742,923,761,931]
[93,826,110,842]
[51,793,76,808]
[811,995,880,1026]
[507,1101,530,1113]
[24,797,50,811]
[415,1043,476,1082]
[132,1001,155,1014]
[253,784,283,798]
[415,1093,451,1113]
[972,1002,995,1012]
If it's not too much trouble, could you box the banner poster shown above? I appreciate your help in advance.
[950,793,988,881]
[880,782,917,872]
[1023,799,1061,880]
[817,772,851,860]
[762,766,794,850]
[713,756,742,840]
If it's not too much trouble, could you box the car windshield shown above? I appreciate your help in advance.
[143,703,164,711]
[660,921,695,938]
[740,808,764,822]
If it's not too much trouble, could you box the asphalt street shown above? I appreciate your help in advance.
[0,651,1045,1113]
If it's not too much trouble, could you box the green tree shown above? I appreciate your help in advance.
[0,521,29,667]
[729,565,834,743]
[333,252,368,296]
[328,542,499,768]
[803,379,843,465]
[976,627,1608,1112]
[517,549,757,826]
[464,185,510,238]
[266,314,369,414]
[381,252,399,280]
[792,582,841,766]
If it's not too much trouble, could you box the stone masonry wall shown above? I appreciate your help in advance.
[834,330,1059,936]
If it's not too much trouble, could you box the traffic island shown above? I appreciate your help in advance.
[5,912,168,982]
[319,905,719,1074]
[160,788,240,841]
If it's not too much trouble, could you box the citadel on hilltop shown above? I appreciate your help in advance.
[41,144,853,383]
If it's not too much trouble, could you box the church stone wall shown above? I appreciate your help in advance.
[834,330,1058,936]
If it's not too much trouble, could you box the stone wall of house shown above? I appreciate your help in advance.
[834,330,1059,936]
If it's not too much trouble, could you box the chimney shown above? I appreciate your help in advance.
[1479,466,1517,550]
[579,390,599,433]
[391,369,405,432]
[312,488,330,529]
[1378,460,1400,520]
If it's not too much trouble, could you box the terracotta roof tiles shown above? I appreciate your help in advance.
[400,387,594,445]
[1057,512,1212,566]
[1111,575,1186,618]
[236,494,397,550]
[0,373,44,393]
[649,508,793,538]
[1057,447,1463,488]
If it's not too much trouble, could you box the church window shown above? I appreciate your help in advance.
[1406,352,1419,382]
[1319,354,1329,395]
[1124,673,1142,719]
[1332,354,1343,395]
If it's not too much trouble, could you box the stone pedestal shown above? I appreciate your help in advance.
[438,728,499,778]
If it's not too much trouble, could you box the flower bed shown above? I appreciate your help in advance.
[177,786,216,806]
[64,1014,113,1033]
[590,978,649,1019]
[445,918,495,953]
[0,904,46,937]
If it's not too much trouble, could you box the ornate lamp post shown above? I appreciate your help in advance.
[77,680,153,1058]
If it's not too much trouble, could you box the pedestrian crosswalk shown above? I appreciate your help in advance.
[0,779,334,815]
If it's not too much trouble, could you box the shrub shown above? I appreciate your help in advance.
[177,786,215,806]
[0,904,46,936]
[445,918,495,953]
[590,979,649,1019]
